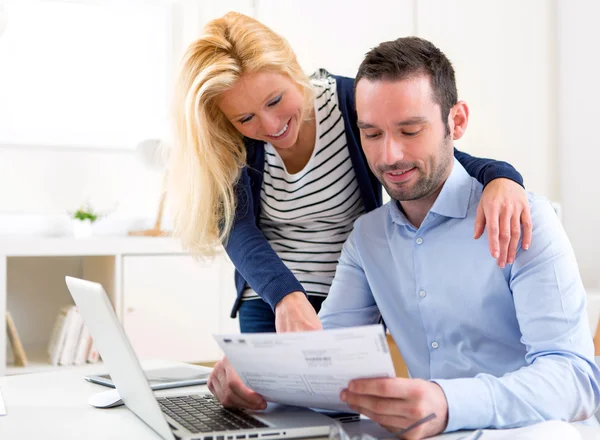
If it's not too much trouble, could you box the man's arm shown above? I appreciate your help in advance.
[435,197,600,431]
[318,226,381,328]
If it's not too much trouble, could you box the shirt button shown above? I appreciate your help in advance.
[431,341,439,349]
[419,290,427,298]
[416,237,423,244]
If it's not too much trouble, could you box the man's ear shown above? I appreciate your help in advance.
[449,101,469,140]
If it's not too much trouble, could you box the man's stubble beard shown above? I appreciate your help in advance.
[380,134,454,202]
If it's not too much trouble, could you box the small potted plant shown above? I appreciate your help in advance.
[71,204,98,238]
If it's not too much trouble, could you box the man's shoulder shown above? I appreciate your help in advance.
[527,193,561,223]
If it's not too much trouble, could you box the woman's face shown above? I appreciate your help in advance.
[217,71,306,149]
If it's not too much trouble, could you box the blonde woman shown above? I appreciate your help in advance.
[169,12,532,334]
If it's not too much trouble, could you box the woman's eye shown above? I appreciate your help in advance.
[239,115,253,124]
[268,95,282,107]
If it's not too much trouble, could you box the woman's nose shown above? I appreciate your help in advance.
[259,114,282,135]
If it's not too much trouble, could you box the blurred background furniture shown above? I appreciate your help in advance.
[0,237,238,376]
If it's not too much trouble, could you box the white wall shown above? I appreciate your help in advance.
[255,0,413,77]
[0,146,162,235]
[557,0,600,290]
[2,0,597,288]
[0,0,556,222]
[0,0,254,235]
[417,0,557,199]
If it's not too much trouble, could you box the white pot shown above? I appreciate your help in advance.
[72,219,93,238]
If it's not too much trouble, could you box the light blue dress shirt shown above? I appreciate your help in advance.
[319,159,600,432]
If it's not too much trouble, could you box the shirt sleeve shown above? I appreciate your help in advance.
[224,167,305,311]
[319,224,382,328]
[454,148,524,188]
[434,198,600,431]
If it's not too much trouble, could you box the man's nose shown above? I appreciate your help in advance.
[383,135,405,164]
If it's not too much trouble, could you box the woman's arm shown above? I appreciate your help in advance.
[454,148,532,268]
[454,148,523,187]
[224,167,321,331]
[225,167,303,308]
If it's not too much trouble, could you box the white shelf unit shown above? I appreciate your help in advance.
[1,236,238,376]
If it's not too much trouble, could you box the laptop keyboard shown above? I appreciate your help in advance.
[157,394,268,434]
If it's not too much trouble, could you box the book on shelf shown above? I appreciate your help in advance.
[59,308,83,366]
[5,310,28,366]
[73,325,90,365]
[47,305,99,367]
[87,339,99,363]
[48,305,76,366]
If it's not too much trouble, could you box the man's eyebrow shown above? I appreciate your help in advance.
[396,117,428,126]
[357,120,376,129]
[357,117,428,130]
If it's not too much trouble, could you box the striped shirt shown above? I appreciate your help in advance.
[243,74,365,300]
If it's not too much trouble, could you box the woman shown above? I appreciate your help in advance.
[169,12,531,334]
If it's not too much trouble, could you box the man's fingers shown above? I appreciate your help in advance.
[347,378,422,400]
[223,360,266,409]
[207,370,219,396]
[345,402,413,432]
[220,388,264,409]
[343,391,428,419]
[229,379,267,409]
[209,358,266,410]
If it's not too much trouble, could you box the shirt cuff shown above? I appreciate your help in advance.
[433,377,494,432]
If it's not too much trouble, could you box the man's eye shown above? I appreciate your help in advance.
[403,130,421,137]
[268,95,282,107]
[239,115,253,124]
[365,133,381,139]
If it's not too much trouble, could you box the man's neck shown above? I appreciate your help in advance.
[397,188,442,229]
[397,160,454,228]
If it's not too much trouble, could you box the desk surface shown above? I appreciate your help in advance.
[1,360,599,440]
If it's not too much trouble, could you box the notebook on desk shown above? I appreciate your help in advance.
[65,276,333,440]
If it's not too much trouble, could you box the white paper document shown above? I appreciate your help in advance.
[214,325,396,412]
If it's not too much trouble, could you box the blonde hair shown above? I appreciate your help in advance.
[169,12,313,255]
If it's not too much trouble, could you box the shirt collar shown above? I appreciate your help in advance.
[390,158,473,225]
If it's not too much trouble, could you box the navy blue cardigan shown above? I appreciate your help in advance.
[226,75,523,317]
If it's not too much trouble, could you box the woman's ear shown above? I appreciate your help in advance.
[450,101,469,140]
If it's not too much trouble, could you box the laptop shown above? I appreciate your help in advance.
[65,276,333,440]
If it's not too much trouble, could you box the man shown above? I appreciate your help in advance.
[208,37,600,437]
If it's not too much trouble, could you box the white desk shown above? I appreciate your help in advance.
[0,360,599,440]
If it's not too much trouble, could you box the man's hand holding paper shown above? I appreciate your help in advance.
[210,325,395,412]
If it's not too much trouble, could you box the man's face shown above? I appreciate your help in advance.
[355,75,454,202]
